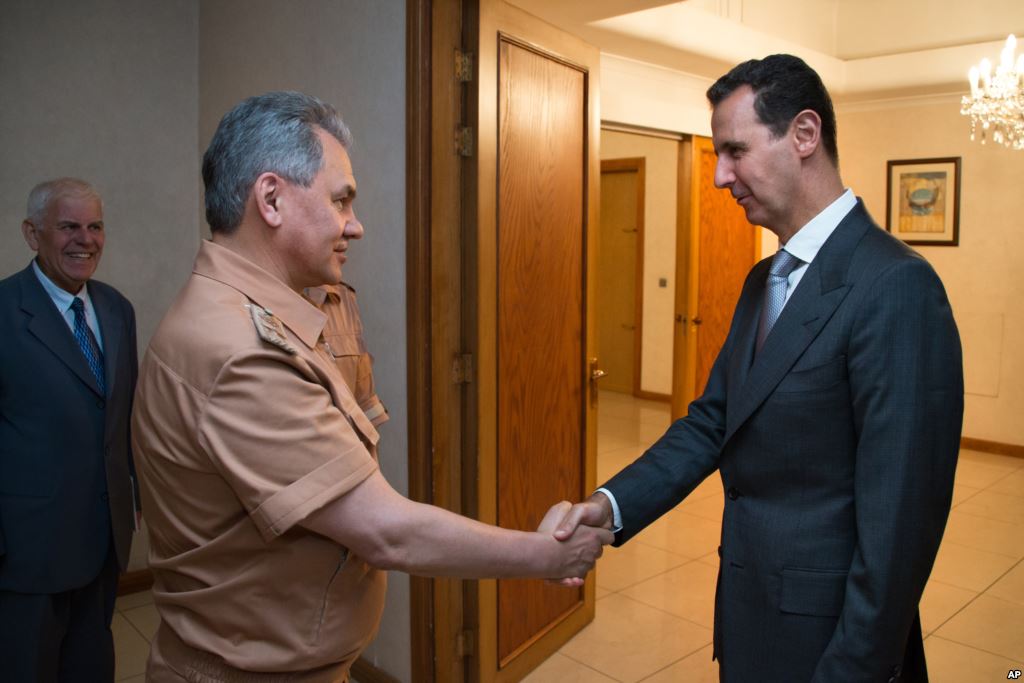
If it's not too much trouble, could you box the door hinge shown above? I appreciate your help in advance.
[455,49,474,82]
[456,127,474,157]
[456,629,475,658]
[452,353,474,384]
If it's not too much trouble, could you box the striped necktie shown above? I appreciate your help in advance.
[756,249,801,354]
[71,297,106,394]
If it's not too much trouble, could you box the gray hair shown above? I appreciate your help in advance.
[26,178,102,224]
[202,91,353,234]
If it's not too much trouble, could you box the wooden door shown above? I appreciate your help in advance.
[598,159,644,395]
[675,136,758,416]
[468,1,600,679]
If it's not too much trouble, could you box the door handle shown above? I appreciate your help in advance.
[692,317,703,325]
[589,358,605,406]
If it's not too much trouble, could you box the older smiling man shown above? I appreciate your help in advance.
[0,178,139,682]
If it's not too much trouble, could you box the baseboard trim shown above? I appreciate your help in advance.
[635,390,671,403]
[961,437,1024,459]
[117,568,154,596]
[351,658,400,683]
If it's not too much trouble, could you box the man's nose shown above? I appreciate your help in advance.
[713,158,733,189]
[345,216,364,239]
[72,227,96,244]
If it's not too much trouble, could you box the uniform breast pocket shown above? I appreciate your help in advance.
[775,355,847,394]
[323,333,364,359]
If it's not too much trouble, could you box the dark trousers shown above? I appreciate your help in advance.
[0,547,120,683]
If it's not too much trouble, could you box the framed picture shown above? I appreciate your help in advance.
[886,157,961,246]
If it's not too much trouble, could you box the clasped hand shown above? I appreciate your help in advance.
[536,495,614,587]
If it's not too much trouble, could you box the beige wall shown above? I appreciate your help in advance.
[838,97,1024,446]
[0,0,201,573]
[0,0,200,357]
[601,130,678,396]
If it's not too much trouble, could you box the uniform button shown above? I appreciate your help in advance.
[96,399,105,408]
[727,487,742,500]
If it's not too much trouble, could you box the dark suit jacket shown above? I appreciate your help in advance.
[0,263,138,593]
[604,202,963,683]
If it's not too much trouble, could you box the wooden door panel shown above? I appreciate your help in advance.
[598,165,641,394]
[694,137,757,396]
[496,38,585,664]
[471,1,601,679]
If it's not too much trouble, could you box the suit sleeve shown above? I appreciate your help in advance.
[125,299,141,512]
[600,266,766,543]
[812,256,962,681]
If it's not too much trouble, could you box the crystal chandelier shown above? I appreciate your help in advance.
[960,34,1024,150]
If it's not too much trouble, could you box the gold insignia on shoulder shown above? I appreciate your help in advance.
[245,304,297,355]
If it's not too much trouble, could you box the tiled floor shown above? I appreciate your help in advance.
[112,390,1024,681]
[111,587,157,681]
[524,390,1024,683]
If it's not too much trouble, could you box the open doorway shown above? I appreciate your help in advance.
[598,127,684,404]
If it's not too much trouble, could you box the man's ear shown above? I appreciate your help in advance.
[792,109,822,159]
[253,172,284,228]
[21,220,40,251]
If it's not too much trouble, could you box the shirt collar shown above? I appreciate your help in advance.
[303,283,343,308]
[193,240,327,349]
[32,258,91,313]
[783,189,856,265]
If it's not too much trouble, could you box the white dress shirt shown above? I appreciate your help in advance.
[32,259,105,351]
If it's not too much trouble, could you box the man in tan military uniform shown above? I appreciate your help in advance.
[304,283,388,430]
[133,91,612,682]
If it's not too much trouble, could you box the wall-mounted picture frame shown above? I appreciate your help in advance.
[886,157,961,246]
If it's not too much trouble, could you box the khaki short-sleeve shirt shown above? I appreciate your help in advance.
[304,283,388,427]
[132,241,385,677]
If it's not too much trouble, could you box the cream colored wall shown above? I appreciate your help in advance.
[0,1,200,573]
[839,97,1024,446]
[601,130,679,396]
[602,54,714,136]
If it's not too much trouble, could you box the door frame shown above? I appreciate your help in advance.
[406,1,600,681]
[598,157,645,398]
[405,0,467,681]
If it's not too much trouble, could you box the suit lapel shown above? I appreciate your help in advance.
[724,203,873,443]
[91,285,122,398]
[725,259,767,406]
[18,265,105,397]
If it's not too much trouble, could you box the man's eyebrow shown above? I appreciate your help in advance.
[715,140,747,156]
[57,220,105,227]
[334,184,356,200]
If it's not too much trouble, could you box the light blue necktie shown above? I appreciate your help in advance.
[756,249,801,354]
[71,297,106,394]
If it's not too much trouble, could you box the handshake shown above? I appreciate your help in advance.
[535,493,615,587]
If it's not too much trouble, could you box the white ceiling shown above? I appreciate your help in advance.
[505,0,1024,100]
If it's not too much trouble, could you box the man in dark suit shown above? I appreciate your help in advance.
[556,55,963,682]
[0,178,139,681]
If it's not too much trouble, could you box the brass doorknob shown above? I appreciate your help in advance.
[591,367,607,380]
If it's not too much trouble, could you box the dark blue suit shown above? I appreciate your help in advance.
[603,202,963,682]
[0,262,138,680]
